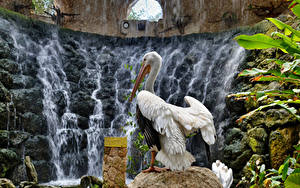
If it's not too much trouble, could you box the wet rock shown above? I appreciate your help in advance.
[0,70,13,89]
[77,115,89,130]
[11,88,43,114]
[10,164,27,185]
[0,102,8,130]
[25,136,51,161]
[8,131,30,146]
[0,38,11,59]
[0,130,9,147]
[246,127,268,154]
[64,63,81,83]
[80,175,103,188]
[269,126,299,169]
[0,149,20,178]
[0,81,10,102]
[128,166,222,188]
[70,91,95,118]
[0,59,19,74]
[11,75,36,89]
[0,178,16,188]
[22,112,47,135]
[31,160,53,183]
[24,156,38,183]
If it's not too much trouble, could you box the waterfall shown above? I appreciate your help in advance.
[1,14,248,183]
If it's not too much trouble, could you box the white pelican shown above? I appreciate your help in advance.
[129,51,216,172]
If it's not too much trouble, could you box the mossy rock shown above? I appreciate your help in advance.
[247,127,268,154]
[269,126,300,169]
[0,149,20,178]
[238,108,297,130]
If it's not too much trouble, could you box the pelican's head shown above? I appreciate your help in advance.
[129,51,162,101]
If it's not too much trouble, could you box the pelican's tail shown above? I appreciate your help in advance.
[156,149,195,171]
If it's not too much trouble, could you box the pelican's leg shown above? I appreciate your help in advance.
[142,151,167,173]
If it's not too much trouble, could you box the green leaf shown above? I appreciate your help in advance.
[271,175,282,180]
[292,168,300,174]
[281,60,300,74]
[235,34,283,49]
[282,161,289,181]
[284,173,300,188]
[239,68,268,76]
[272,32,300,55]
[267,18,300,39]
[292,4,300,18]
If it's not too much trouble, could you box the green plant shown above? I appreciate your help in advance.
[234,0,300,123]
[32,0,53,15]
[123,63,150,175]
[238,144,300,188]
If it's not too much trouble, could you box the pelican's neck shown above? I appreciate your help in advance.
[145,63,160,94]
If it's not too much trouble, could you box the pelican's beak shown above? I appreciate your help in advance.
[129,63,151,101]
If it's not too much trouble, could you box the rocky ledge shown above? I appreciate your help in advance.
[128,166,222,188]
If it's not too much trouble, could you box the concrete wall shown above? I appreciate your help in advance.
[0,0,289,37]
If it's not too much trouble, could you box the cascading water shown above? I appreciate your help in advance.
[1,14,249,183]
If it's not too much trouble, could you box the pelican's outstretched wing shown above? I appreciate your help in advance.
[137,90,216,149]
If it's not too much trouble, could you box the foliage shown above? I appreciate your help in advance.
[237,144,300,188]
[127,0,162,22]
[234,0,300,124]
[32,0,53,15]
[123,63,150,175]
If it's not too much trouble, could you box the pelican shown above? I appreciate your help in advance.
[129,51,216,172]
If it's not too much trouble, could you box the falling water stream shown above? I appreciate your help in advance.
[0,14,249,185]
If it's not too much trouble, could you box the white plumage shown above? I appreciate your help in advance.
[137,90,215,170]
[130,51,216,171]
[212,160,233,188]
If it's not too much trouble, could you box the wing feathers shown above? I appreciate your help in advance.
[137,90,216,146]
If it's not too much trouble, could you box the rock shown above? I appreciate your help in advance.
[0,59,19,74]
[0,178,16,188]
[10,164,27,185]
[0,81,10,102]
[0,130,9,147]
[11,88,43,114]
[25,136,51,161]
[247,127,268,154]
[237,109,297,130]
[31,160,53,183]
[11,75,36,89]
[269,126,299,169]
[9,131,30,146]
[24,156,38,183]
[80,175,103,188]
[22,112,47,135]
[70,91,95,118]
[77,115,89,130]
[0,70,13,89]
[128,166,222,188]
[224,132,249,169]
[0,38,12,59]
[0,149,20,178]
